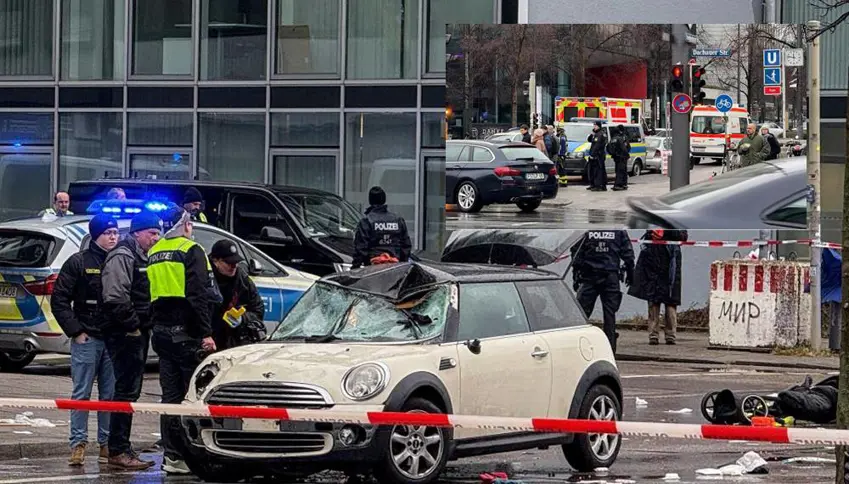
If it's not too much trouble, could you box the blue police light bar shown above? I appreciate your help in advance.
[86,198,171,217]
[144,201,169,212]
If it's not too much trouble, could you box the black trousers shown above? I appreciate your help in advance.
[591,157,607,188]
[104,329,149,457]
[151,326,203,461]
[614,158,628,187]
[576,272,623,352]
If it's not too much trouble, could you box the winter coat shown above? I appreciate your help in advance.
[211,265,266,351]
[532,129,548,155]
[51,242,109,339]
[627,230,688,306]
[737,133,770,167]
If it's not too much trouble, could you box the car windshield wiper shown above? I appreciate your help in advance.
[304,334,341,343]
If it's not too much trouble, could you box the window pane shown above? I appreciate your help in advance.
[516,280,586,331]
[128,112,193,146]
[0,153,51,221]
[274,155,336,194]
[199,113,265,182]
[344,112,417,242]
[0,113,54,146]
[422,113,445,148]
[129,153,191,180]
[132,0,192,75]
[427,0,494,73]
[59,113,123,189]
[275,0,339,75]
[346,0,418,79]
[457,282,529,340]
[201,0,268,80]
[270,112,339,147]
[61,0,125,80]
[422,155,444,257]
[0,0,53,76]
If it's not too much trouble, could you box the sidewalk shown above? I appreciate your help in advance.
[615,329,839,371]
[0,370,159,461]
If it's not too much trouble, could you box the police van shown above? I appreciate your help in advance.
[558,119,648,183]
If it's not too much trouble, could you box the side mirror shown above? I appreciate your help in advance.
[464,338,482,355]
[260,226,294,245]
[248,258,263,275]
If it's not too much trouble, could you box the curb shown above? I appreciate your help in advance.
[616,352,839,371]
[0,439,157,461]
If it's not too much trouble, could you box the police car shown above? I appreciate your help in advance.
[558,119,647,182]
[0,200,318,371]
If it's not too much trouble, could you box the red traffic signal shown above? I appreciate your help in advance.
[691,65,706,104]
[671,64,685,92]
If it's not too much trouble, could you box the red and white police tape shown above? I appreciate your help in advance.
[1,397,848,445]
[629,238,842,250]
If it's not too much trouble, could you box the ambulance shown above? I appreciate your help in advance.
[555,97,645,127]
[689,105,751,164]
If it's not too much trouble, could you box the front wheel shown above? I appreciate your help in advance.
[516,199,542,213]
[563,384,622,472]
[374,397,450,484]
[0,351,36,371]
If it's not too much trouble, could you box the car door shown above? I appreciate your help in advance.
[462,146,496,193]
[445,143,469,203]
[454,281,552,439]
[603,128,614,173]
[515,279,591,418]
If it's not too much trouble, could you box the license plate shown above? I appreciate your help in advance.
[242,418,278,432]
[0,329,24,335]
[692,146,704,151]
[0,285,16,298]
[525,173,545,180]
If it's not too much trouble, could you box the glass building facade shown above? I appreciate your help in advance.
[0,0,498,253]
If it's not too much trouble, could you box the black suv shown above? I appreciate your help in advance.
[68,180,361,276]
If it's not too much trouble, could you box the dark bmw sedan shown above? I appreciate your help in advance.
[446,140,558,213]
[626,156,806,229]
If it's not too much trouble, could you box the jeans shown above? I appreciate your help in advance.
[105,330,149,456]
[152,327,203,461]
[69,336,115,448]
[577,272,623,352]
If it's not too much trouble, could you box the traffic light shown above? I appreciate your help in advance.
[445,105,453,119]
[532,113,539,130]
[691,65,706,104]
[671,64,685,93]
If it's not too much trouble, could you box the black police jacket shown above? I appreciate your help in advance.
[571,230,635,280]
[352,205,413,267]
[101,236,152,334]
[51,242,109,339]
[211,266,266,351]
[587,130,608,161]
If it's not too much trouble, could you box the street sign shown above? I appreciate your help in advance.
[688,58,697,65]
[785,48,804,67]
[763,67,781,86]
[764,85,782,96]
[715,94,734,113]
[671,93,693,114]
[763,49,781,67]
[692,48,733,57]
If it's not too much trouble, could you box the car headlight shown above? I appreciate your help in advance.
[341,362,389,401]
[194,361,220,396]
[334,262,353,272]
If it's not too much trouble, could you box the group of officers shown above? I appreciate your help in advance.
[50,187,265,474]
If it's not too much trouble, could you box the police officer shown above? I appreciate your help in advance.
[209,239,266,351]
[51,214,118,466]
[586,121,608,191]
[147,206,217,475]
[182,187,208,223]
[352,186,412,268]
[100,211,162,470]
[40,191,74,217]
[611,125,631,191]
[570,229,635,353]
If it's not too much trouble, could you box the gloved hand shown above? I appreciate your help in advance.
[223,306,246,328]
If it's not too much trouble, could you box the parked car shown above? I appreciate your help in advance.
[446,140,558,213]
[0,213,317,370]
[761,122,785,138]
[485,131,525,143]
[626,156,806,229]
[644,136,672,173]
[559,122,648,179]
[176,260,622,483]
[68,180,362,276]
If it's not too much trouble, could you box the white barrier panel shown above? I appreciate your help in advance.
[708,260,811,348]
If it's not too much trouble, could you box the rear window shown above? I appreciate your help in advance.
[657,162,782,205]
[0,231,60,267]
[498,147,550,162]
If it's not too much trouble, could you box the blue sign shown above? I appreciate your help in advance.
[763,49,781,67]
[671,93,692,114]
[715,94,734,113]
[764,68,781,86]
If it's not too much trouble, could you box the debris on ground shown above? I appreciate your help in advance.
[696,451,769,476]
[662,473,680,480]
[783,456,837,464]
[635,398,648,407]
[665,408,692,414]
[0,412,58,428]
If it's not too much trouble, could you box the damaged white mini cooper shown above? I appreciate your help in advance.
[177,260,622,484]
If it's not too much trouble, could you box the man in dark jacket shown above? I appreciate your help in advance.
[51,214,119,466]
[628,230,688,345]
[520,124,531,144]
[182,187,208,223]
[352,187,412,268]
[570,229,635,353]
[761,126,781,161]
[611,125,631,191]
[100,211,162,470]
[208,239,266,351]
[586,121,608,191]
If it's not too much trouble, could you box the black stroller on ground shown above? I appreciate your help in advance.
[701,375,839,425]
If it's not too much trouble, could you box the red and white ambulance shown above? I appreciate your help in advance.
[689,105,751,164]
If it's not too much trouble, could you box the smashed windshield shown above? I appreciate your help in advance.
[270,282,450,342]
[277,193,360,239]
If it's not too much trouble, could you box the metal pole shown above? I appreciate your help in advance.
[529,72,536,128]
[807,20,822,350]
[670,24,690,190]
[782,55,788,137]
[736,24,742,105]
[663,79,668,129]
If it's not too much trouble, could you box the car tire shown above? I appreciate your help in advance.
[562,384,622,472]
[630,160,643,177]
[0,351,35,371]
[374,397,450,484]
[690,156,700,166]
[455,182,482,213]
[516,199,542,213]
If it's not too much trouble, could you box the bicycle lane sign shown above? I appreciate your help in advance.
[715,94,733,113]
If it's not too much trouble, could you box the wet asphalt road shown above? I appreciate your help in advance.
[0,361,839,484]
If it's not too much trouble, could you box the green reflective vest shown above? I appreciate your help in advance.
[147,236,211,301]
